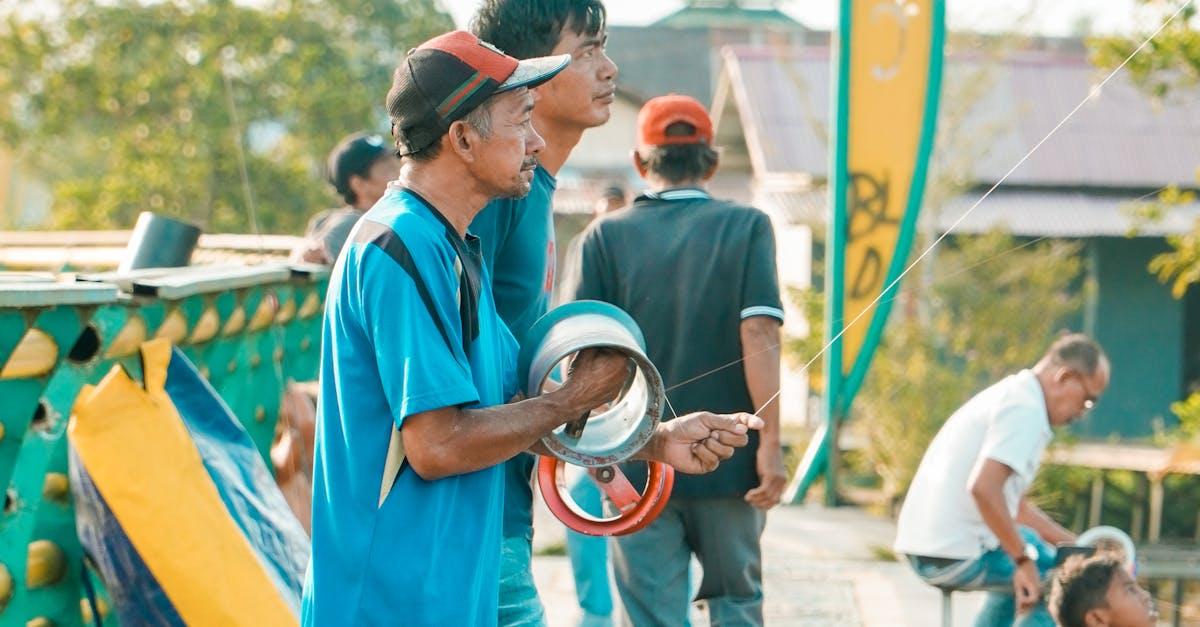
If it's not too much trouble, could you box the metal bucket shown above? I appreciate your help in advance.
[1077,525,1137,573]
[118,211,202,273]
[519,300,664,467]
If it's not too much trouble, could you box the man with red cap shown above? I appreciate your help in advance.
[302,34,764,626]
[562,94,786,626]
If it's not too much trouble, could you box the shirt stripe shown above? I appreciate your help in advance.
[642,188,712,202]
[740,305,785,321]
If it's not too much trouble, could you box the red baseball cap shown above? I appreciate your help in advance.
[387,30,570,156]
[636,94,714,150]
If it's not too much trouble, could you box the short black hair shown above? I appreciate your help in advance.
[640,122,718,184]
[1049,555,1122,627]
[471,0,607,59]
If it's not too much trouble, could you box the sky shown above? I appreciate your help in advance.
[438,0,1174,37]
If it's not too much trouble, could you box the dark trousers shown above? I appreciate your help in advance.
[607,497,766,626]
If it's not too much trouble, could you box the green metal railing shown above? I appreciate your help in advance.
[0,264,327,626]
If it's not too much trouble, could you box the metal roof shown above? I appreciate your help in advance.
[720,47,1200,188]
[932,189,1200,237]
[607,26,716,104]
[756,188,1200,237]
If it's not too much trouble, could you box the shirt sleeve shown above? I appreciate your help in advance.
[563,223,610,302]
[740,210,785,322]
[356,239,480,428]
[318,211,362,264]
[980,402,1046,481]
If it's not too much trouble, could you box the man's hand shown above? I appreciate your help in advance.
[744,442,787,509]
[560,348,630,413]
[645,412,764,474]
[1012,560,1041,613]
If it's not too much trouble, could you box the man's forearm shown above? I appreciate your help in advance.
[972,484,1028,560]
[1018,499,1075,544]
[741,318,781,443]
[406,389,590,479]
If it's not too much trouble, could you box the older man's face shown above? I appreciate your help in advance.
[469,88,545,199]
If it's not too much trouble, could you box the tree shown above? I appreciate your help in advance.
[0,0,453,232]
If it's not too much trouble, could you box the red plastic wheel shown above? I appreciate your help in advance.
[537,456,674,537]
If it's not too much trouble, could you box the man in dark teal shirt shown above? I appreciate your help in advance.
[470,1,620,624]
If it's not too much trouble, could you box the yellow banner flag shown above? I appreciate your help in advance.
[837,0,943,386]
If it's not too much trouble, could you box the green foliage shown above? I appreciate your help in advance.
[0,0,453,232]
[1088,2,1200,100]
[841,231,1083,502]
[1170,392,1200,441]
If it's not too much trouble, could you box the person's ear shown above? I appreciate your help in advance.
[348,174,369,202]
[448,121,477,162]
[702,151,719,182]
[1084,606,1110,627]
[630,149,648,179]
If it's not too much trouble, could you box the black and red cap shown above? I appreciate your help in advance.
[387,30,570,156]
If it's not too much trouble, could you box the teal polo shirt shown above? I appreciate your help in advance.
[470,165,557,540]
[302,186,518,626]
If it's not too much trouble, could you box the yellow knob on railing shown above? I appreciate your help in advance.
[0,330,58,380]
[26,540,65,588]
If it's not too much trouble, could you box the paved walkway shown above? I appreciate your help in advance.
[531,504,986,626]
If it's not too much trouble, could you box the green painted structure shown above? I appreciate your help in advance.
[0,264,327,626]
[1082,237,1197,439]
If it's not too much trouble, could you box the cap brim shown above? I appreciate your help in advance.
[498,54,571,92]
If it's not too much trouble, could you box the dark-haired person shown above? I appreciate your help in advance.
[1049,555,1156,627]
[291,132,400,264]
[895,334,1112,626]
[562,94,787,627]
[468,2,620,624]
[302,31,762,627]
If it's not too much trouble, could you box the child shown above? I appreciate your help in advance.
[1049,554,1158,627]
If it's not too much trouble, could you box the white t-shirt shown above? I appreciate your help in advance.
[893,369,1053,560]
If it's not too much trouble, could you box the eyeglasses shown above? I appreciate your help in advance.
[1070,371,1099,410]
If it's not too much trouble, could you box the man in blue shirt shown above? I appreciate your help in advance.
[304,29,763,626]
[470,2,622,624]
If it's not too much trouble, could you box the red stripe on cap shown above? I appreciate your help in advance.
[436,72,489,118]
[419,30,516,84]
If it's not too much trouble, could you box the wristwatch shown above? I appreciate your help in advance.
[1012,543,1037,566]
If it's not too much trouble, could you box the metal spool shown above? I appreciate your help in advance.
[519,301,665,467]
[1077,525,1138,574]
[538,455,673,537]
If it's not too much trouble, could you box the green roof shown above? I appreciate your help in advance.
[653,3,807,30]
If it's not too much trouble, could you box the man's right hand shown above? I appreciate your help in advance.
[560,348,630,415]
[1012,559,1041,613]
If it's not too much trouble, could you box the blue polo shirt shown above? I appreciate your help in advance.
[302,186,518,626]
[470,165,557,540]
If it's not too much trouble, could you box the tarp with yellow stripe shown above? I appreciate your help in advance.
[68,339,307,625]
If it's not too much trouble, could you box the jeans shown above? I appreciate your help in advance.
[566,475,614,626]
[907,526,1057,627]
[499,536,547,627]
[608,497,765,627]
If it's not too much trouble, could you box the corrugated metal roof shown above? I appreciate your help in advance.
[722,47,1200,188]
[607,26,716,104]
[933,190,1200,237]
[756,188,1200,237]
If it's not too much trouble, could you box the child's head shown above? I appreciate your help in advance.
[1049,554,1157,627]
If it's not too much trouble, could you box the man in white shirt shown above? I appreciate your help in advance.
[894,333,1110,626]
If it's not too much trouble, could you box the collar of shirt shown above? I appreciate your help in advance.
[387,183,480,247]
[635,187,711,203]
